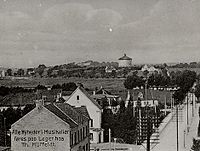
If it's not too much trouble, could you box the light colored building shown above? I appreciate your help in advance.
[0,70,5,78]
[141,64,160,74]
[11,100,90,151]
[65,86,103,144]
[105,66,116,73]
[118,54,132,67]
[133,100,158,107]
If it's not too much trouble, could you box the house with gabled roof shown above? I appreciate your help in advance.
[11,100,90,151]
[65,86,103,144]
[91,87,120,113]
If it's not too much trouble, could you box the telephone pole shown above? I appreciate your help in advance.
[4,117,6,146]
[186,93,189,132]
[176,105,179,151]
[146,113,151,151]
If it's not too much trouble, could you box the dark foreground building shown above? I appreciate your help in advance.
[11,100,90,151]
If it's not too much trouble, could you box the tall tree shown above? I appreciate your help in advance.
[36,64,46,77]
[124,73,144,89]
[191,138,200,151]
[17,68,25,76]
[6,69,12,76]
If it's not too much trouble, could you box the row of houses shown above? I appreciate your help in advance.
[0,83,169,150]
[6,86,122,151]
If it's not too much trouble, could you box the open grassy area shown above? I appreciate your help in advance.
[0,77,125,92]
[0,77,174,105]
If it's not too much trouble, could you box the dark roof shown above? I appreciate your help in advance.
[74,106,91,120]
[45,103,78,128]
[62,91,73,96]
[118,54,132,60]
[91,94,106,100]
[45,103,90,128]
[96,88,111,95]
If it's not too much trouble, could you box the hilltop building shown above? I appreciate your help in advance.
[118,54,132,67]
[64,86,103,144]
[11,101,90,151]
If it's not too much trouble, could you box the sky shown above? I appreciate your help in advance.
[0,0,200,67]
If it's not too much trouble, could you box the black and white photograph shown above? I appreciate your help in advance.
[0,0,200,151]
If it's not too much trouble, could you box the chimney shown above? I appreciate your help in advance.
[126,90,130,101]
[35,99,44,109]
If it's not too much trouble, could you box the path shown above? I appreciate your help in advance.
[151,93,199,151]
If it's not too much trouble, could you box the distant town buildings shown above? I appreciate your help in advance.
[76,60,93,67]
[11,100,90,151]
[118,54,132,67]
[141,65,160,74]
[105,66,116,73]
[0,70,5,78]
[64,86,103,144]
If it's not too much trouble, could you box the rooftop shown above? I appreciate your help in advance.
[45,103,90,128]
[118,54,132,60]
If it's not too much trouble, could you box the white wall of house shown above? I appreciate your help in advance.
[11,106,71,151]
[65,87,103,143]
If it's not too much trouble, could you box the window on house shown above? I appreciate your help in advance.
[90,133,93,141]
[86,143,89,151]
[77,95,79,100]
[80,128,82,140]
[73,133,76,145]
[78,130,80,141]
[70,133,73,146]
[83,127,85,138]
[99,133,101,143]
[81,128,84,140]
[86,125,88,136]
[75,132,77,144]
[90,119,93,127]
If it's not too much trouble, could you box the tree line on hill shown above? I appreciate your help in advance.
[5,62,165,79]
[170,62,200,68]
[0,82,77,97]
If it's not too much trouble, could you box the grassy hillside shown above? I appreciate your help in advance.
[0,76,178,107]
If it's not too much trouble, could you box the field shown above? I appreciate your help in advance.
[0,77,125,92]
[0,77,174,105]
